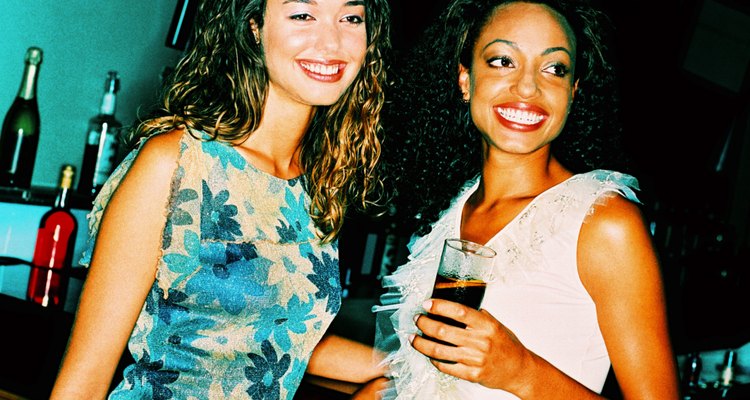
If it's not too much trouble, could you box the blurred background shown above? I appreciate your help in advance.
[0,0,748,399]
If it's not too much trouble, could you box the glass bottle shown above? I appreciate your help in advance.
[0,46,43,188]
[78,71,122,198]
[681,352,703,399]
[27,164,77,308]
[715,349,737,398]
[719,350,737,386]
[166,0,199,50]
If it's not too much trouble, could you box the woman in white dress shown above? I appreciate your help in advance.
[374,0,679,398]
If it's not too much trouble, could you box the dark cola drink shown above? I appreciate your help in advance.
[422,274,488,353]
[432,274,487,310]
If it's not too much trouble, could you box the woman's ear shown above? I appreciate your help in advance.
[250,19,260,45]
[458,64,471,102]
[572,79,579,100]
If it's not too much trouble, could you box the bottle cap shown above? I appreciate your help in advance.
[25,47,43,65]
[60,165,76,190]
[104,71,120,94]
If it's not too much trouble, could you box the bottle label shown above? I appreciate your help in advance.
[31,213,75,269]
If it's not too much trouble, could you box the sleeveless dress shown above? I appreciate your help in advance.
[373,170,640,399]
[80,130,341,399]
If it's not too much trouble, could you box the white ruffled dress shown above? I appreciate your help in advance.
[373,169,640,399]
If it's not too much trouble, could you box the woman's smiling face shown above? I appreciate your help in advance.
[459,2,578,157]
[260,0,368,107]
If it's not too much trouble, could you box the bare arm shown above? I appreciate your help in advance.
[306,333,386,384]
[50,131,182,399]
[577,195,679,399]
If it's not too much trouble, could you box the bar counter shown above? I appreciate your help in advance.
[0,292,74,399]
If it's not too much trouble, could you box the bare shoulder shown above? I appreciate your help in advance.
[89,130,186,282]
[577,192,658,292]
[581,193,647,243]
[107,128,186,206]
[136,128,184,165]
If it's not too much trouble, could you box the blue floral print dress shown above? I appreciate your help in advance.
[80,129,341,399]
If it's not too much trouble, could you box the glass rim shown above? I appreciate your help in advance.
[444,238,497,258]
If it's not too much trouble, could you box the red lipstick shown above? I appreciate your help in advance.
[493,102,548,132]
[297,60,346,83]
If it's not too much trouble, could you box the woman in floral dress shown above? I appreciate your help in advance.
[51,0,391,398]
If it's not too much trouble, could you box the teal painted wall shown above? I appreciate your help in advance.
[0,1,183,189]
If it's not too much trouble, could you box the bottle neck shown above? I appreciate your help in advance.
[55,166,74,209]
[55,187,70,209]
[17,63,40,100]
[99,92,117,116]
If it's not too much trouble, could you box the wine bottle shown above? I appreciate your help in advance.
[0,46,43,188]
[78,71,122,198]
[166,0,199,50]
[27,164,78,308]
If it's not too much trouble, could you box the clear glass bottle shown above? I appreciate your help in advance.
[78,71,122,198]
[27,164,77,308]
[0,46,43,188]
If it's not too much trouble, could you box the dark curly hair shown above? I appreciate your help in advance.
[381,0,630,237]
[129,0,391,242]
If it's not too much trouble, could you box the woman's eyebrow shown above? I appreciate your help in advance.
[483,39,572,58]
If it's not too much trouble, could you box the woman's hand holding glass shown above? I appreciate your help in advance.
[412,298,535,393]
[410,238,534,393]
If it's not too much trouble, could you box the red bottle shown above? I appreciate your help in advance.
[27,164,77,308]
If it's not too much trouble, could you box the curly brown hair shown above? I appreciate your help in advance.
[129,0,391,242]
[382,0,631,237]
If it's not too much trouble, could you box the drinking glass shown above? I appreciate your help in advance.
[429,238,497,329]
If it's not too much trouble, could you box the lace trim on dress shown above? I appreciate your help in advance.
[372,176,479,399]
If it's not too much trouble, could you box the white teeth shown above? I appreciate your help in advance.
[300,62,340,76]
[497,108,545,125]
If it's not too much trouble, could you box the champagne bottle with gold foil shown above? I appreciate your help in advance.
[0,46,43,188]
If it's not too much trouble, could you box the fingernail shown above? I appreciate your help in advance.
[408,334,415,343]
[422,300,432,311]
[413,313,420,323]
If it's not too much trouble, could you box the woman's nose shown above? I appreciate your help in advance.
[315,21,342,53]
[510,68,540,99]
